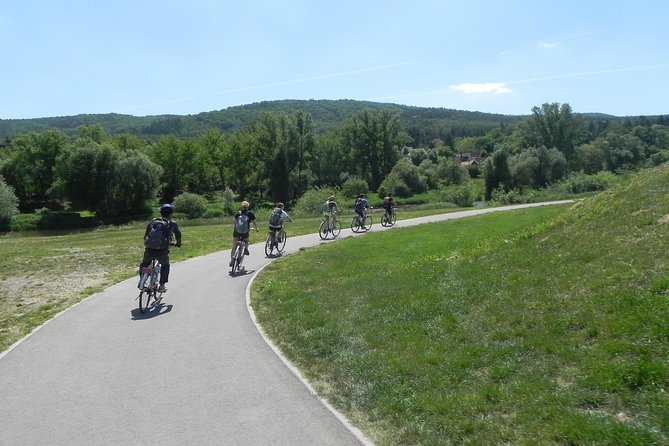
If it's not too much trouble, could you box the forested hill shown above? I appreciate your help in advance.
[0,99,532,142]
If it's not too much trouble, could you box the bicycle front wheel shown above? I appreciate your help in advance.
[363,216,372,231]
[138,286,152,313]
[389,212,396,226]
[277,230,287,253]
[265,235,273,256]
[319,221,328,239]
[332,220,341,237]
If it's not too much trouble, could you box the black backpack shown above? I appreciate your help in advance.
[144,218,170,250]
[269,209,282,227]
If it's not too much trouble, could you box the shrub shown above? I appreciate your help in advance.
[174,192,207,218]
[489,187,534,205]
[553,171,620,194]
[340,178,369,199]
[440,184,475,207]
[293,186,339,217]
[222,187,235,216]
[378,174,412,198]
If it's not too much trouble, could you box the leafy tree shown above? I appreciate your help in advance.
[576,142,607,174]
[341,109,409,191]
[55,142,119,211]
[102,151,163,217]
[0,129,67,210]
[509,147,566,188]
[0,175,19,230]
[222,132,256,198]
[516,103,587,168]
[484,147,512,200]
[340,177,369,198]
[289,111,315,198]
[385,157,427,195]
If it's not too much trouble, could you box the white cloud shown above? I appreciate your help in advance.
[449,82,512,95]
[539,41,560,49]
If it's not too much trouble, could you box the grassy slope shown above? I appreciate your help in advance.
[251,164,669,445]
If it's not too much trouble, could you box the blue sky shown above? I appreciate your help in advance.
[1,0,667,119]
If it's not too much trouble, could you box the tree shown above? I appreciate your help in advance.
[516,103,587,168]
[341,109,410,191]
[0,175,19,230]
[484,147,512,200]
[102,151,163,217]
[289,111,315,198]
[0,129,67,210]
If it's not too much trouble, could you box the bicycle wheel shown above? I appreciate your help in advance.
[363,215,372,231]
[231,246,240,274]
[332,220,341,237]
[381,213,389,227]
[277,230,287,253]
[319,221,328,239]
[264,234,273,256]
[389,212,396,226]
[351,217,361,233]
[138,275,152,313]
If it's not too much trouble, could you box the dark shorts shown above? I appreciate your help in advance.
[233,231,250,240]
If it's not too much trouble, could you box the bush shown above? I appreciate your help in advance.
[440,184,475,207]
[293,186,339,217]
[174,192,207,218]
[9,211,101,231]
[222,187,235,216]
[340,178,369,199]
[489,187,535,205]
[553,171,620,194]
[378,174,412,198]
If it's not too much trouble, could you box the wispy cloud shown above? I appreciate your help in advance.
[449,82,512,95]
[538,41,560,49]
[214,63,415,95]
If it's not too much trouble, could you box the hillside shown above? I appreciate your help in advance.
[251,163,669,444]
[0,99,527,141]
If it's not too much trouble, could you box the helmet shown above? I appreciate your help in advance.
[241,201,250,209]
[328,196,335,201]
[277,202,284,208]
[159,203,173,216]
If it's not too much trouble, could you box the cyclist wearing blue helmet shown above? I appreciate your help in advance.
[139,203,182,292]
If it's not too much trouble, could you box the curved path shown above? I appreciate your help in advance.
[0,202,571,445]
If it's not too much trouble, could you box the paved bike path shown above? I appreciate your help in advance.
[0,202,571,445]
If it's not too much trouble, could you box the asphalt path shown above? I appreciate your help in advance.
[0,201,571,445]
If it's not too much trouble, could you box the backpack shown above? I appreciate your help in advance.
[269,209,282,227]
[234,211,250,234]
[354,199,363,212]
[383,196,390,206]
[144,217,170,250]
[322,201,331,213]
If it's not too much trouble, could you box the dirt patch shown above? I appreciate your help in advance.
[658,214,669,224]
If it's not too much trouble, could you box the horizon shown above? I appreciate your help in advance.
[2,1,668,120]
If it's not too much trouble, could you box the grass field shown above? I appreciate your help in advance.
[250,164,669,445]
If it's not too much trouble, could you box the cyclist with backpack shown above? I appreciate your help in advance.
[322,195,340,229]
[139,203,182,292]
[383,193,394,219]
[268,202,292,242]
[229,200,258,267]
[354,193,369,222]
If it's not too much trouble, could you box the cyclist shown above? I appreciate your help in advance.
[383,193,395,220]
[139,203,182,293]
[230,200,258,267]
[268,202,292,242]
[322,195,340,229]
[354,193,369,223]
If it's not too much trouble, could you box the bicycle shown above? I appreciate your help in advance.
[319,214,341,239]
[381,206,397,227]
[351,212,372,233]
[230,229,257,274]
[137,257,164,313]
[265,227,287,256]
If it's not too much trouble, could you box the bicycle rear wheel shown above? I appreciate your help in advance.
[319,221,328,239]
[332,220,341,237]
[351,217,361,233]
[277,230,287,252]
[363,216,372,231]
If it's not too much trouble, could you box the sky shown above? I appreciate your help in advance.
[1,0,668,119]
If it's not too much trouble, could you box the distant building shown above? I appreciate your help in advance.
[456,152,487,166]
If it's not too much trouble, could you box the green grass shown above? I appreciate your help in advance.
[250,164,669,445]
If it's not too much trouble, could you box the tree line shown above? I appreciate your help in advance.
[1,102,668,230]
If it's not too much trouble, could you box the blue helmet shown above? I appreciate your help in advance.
[159,203,173,216]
